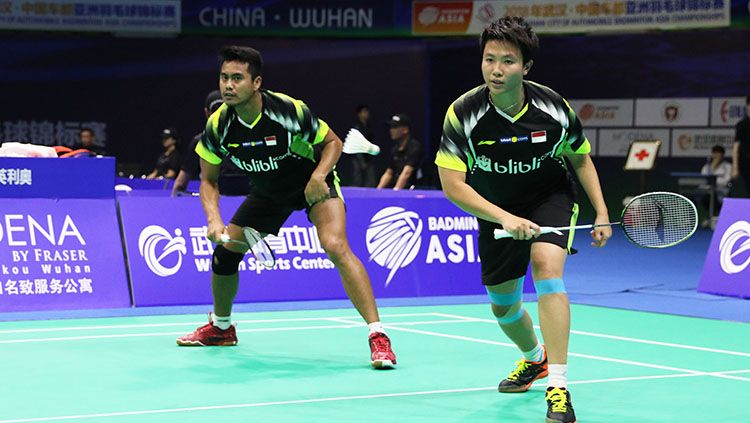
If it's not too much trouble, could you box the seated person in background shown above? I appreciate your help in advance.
[146,128,181,179]
[75,127,106,155]
[701,145,732,205]
[172,91,249,196]
[376,114,422,190]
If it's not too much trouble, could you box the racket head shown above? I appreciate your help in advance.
[620,191,697,248]
[241,227,276,268]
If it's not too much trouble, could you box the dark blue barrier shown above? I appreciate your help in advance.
[0,157,114,198]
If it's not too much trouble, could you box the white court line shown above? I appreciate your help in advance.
[0,371,742,423]
[325,318,750,383]
[0,313,437,335]
[0,319,468,344]
[431,312,750,358]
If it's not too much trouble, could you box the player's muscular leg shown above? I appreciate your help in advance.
[211,223,247,317]
[530,242,569,365]
[487,279,538,352]
[310,198,380,323]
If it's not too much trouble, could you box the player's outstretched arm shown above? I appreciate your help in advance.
[198,158,224,242]
[565,153,611,247]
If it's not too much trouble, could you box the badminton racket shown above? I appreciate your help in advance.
[493,191,697,248]
[219,226,276,268]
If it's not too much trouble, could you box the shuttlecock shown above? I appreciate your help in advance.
[344,128,380,155]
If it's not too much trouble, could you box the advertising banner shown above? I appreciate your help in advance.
[181,0,409,37]
[568,99,634,128]
[635,98,710,127]
[670,128,736,158]
[597,128,670,157]
[710,97,747,127]
[0,199,131,312]
[412,0,730,35]
[698,199,750,298]
[119,190,487,307]
[0,157,114,198]
[0,0,180,34]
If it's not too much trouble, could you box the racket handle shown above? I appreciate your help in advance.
[493,226,562,239]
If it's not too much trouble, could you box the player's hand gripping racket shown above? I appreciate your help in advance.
[493,191,698,248]
[219,227,276,268]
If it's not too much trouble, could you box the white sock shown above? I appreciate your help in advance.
[212,314,232,330]
[522,343,544,362]
[547,364,568,388]
[367,321,385,334]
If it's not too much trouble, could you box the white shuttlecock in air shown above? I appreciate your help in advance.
[343,128,380,155]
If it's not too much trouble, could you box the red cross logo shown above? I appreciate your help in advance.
[634,149,650,161]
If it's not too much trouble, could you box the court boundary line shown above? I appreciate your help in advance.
[0,370,743,423]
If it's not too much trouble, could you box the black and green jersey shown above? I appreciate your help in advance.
[435,81,591,207]
[196,89,329,196]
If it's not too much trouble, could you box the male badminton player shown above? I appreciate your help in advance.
[177,46,396,369]
[435,17,611,422]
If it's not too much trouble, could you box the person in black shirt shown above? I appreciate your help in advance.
[176,46,397,368]
[732,96,750,197]
[349,104,377,187]
[376,114,422,189]
[435,17,610,423]
[75,127,106,156]
[146,128,181,179]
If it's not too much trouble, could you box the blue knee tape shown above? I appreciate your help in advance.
[486,277,524,305]
[534,278,566,296]
[496,303,524,324]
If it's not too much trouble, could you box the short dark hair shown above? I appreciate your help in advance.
[711,145,725,154]
[355,104,369,113]
[480,16,539,64]
[80,127,94,137]
[219,46,263,79]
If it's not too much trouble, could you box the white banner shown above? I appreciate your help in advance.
[413,1,730,35]
[710,97,747,127]
[671,128,736,158]
[598,128,669,157]
[568,99,634,127]
[635,98,710,127]
[0,0,180,34]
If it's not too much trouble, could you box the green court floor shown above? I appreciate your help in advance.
[0,303,747,422]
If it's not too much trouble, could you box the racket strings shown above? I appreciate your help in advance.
[621,193,697,247]
[242,228,275,268]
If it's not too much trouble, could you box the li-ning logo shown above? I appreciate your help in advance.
[138,225,187,277]
[365,207,422,286]
[718,221,750,275]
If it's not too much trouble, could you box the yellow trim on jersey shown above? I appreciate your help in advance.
[248,111,262,128]
[207,107,222,139]
[195,141,222,165]
[510,103,529,121]
[435,149,467,172]
[313,120,329,145]
[563,138,591,155]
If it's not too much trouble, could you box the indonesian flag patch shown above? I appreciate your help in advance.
[531,131,547,143]
[264,136,277,146]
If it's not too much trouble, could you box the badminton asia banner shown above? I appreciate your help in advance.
[412,0,730,35]
[0,199,131,312]
[119,190,486,307]
[698,199,750,299]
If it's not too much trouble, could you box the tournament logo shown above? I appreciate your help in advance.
[365,207,422,286]
[718,221,750,275]
[138,225,187,277]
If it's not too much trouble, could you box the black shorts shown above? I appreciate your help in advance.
[478,192,579,286]
[229,172,342,235]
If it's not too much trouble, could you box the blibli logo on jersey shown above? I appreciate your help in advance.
[475,155,543,174]
[231,156,279,173]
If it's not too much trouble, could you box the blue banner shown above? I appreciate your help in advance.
[119,189,486,307]
[0,157,114,199]
[0,199,131,312]
[181,0,411,37]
